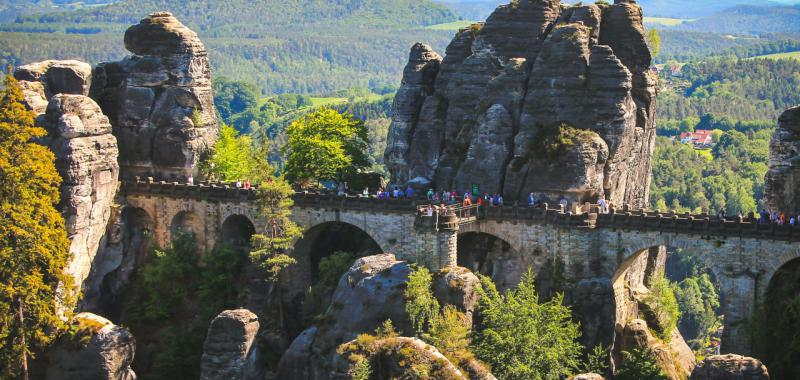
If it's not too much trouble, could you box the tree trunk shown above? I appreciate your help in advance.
[18,299,28,380]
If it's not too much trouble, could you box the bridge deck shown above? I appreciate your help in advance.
[122,179,800,242]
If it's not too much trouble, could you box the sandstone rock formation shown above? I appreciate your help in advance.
[612,246,695,380]
[200,309,263,380]
[44,313,136,380]
[689,354,770,380]
[335,336,467,379]
[15,60,93,98]
[385,0,657,207]
[277,254,483,380]
[39,94,120,297]
[92,11,217,180]
[765,106,800,215]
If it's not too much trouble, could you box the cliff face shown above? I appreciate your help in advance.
[92,11,218,180]
[765,106,800,215]
[385,0,657,207]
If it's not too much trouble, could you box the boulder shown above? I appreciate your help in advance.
[40,94,119,299]
[44,313,136,380]
[277,255,484,380]
[570,374,604,380]
[620,319,696,380]
[385,0,657,208]
[15,59,93,98]
[764,106,800,215]
[92,12,217,180]
[200,309,262,380]
[690,354,770,380]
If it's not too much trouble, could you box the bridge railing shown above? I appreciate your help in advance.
[122,179,800,241]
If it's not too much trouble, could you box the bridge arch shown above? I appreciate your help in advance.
[220,214,256,248]
[752,257,800,378]
[169,210,205,251]
[456,231,547,291]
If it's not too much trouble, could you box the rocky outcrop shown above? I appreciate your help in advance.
[92,12,217,180]
[15,60,93,99]
[200,309,263,380]
[690,354,770,380]
[335,336,467,379]
[39,94,119,297]
[44,313,136,380]
[277,254,483,380]
[764,106,800,215]
[620,319,696,380]
[570,374,604,380]
[385,0,657,207]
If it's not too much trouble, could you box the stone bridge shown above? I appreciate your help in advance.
[122,179,800,355]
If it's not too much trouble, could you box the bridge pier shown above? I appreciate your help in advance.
[414,212,459,271]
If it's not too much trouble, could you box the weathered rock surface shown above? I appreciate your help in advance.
[277,254,483,380]
[385,0,657,207]
[15,59,93,98]
[570,374,604,380]
[765,106,800,215]
[92,11,217,180]
[334,336,467,379]
[40,94,119,297]
[689,354,770,380]
[200,309,263,380]
[44,313,136,380]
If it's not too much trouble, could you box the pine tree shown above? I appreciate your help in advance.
[0,72,76,379]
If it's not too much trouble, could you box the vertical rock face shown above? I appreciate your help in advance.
[385,0,657,207]
[764,106,800,215]
[200,309,262,380]
[93,12,217,180]
[15,60,93,98]
[689,354,770,380]
[44,313,136,380]
[40,94,120,297]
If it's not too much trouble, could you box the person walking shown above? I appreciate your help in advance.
[528,192,536,207]
[406,186,415,199]
[427,188,434,201]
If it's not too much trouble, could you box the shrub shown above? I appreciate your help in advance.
[643,273,681,341]
[404,266,440,335]
[615,348,669,380]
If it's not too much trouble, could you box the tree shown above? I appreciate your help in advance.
[647,29,661,57]
[282,107,369,187]
[201,124,270,183]
[249,174,302,328]
[0,72,76,379]
[471,270,583,380]
[615,348,668,380]
[405,266,440,335]
[643,273,681,342]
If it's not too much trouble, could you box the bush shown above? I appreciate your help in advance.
[615,348,669,380]
[471,269,583,380]
[404,266,440,335]
[643,273,681,342]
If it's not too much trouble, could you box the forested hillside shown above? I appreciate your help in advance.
[0,0,460,95]
[677,4,800,35]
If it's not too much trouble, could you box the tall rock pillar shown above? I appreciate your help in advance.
[765,106,800,215]
[93,12,218,180]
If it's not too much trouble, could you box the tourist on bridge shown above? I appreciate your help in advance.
[406,186,415,199]
[717,208,726,221]
[426,205,434,217]
[477,195,485,206]
[187,175,194,185]
[432,191,440,202]
[243,179,251,189]
[759,209,770,224]
[528,192,536,207]
[790,216,796,227]
[463,195,473,207]
[235,179,243,189]
[393,187,401,198]
[598,195,608,214]
[559,196,568,211]
[427,188,434,200]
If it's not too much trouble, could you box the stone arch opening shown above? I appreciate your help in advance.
[280,221,383,336]
[220,214,256,248]
[752,257,800,379]
[456,232,537,292]
[610,244,721,377]
[170,210,202,238]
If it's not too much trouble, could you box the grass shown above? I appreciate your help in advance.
[643,17,694,26]
[308,97,348,107]
[749,51,800,61]
[425,20,475,31]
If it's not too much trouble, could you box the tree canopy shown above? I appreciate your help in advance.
[282,107,369,187]
[0,73,75,379]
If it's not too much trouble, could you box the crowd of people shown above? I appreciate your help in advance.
[758,209,799,226]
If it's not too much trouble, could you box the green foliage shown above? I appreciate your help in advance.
[471,270,583,380]
[642,273,681,342]
[580,345,610,376]
[302,251,355,322]
[672,274,721,345]
[529,123,594,162]
[615,348,669,380]
[751,264,800,379]
[282,107,369,187]
[249,176,301,282]
[348,355,372,380]
[122,234,245,379]
[0,73,76,379]
[212,77,259,122]
[647,29,661,57]
[201,124,271,183]
[404,266,440,335]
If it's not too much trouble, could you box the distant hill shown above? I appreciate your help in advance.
[677,4,800,35]
[0,0,460,95]
[0,0,117,23]
[437,0,799,20]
